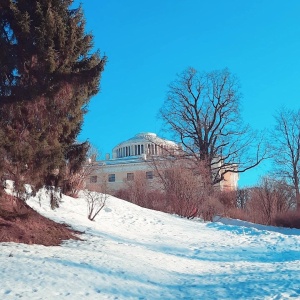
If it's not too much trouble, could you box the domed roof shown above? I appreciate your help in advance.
[111,132,179,159]
[114,132,177,148]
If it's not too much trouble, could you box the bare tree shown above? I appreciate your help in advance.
[159,67,266,186]
[271,108,300,210]
[151,155,215,218]
[83,190,106,221]
[246,177,295,225]
[236,188,250,209]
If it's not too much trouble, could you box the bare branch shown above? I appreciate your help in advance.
[271,107,300,210]
[159,67,267,186]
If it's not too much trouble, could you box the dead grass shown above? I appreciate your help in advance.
[0,194,81,246]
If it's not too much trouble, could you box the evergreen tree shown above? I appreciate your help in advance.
[0,0,106,195]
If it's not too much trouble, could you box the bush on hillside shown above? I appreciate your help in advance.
[200,196,224,221]
[273,211,300,229]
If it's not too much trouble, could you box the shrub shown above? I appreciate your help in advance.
[143,190,167,212]
[113,188,130,202]
[83,190,107,221]
[226,207,249,222]
[273,211,300,229]
[216,190,236,216]
[200,196,224,221]
[243,178,295,225]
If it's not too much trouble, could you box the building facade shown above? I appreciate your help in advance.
[84,132,239,193]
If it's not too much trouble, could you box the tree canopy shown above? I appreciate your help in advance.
[0,0,106,194]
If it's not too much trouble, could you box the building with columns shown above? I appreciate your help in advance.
[112,132,178,159]
[84,132,239,193]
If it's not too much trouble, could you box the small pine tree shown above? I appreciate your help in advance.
[0,0,106,195]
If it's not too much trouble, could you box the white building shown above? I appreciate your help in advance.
[85,132,238,193]
[85,133,179,192]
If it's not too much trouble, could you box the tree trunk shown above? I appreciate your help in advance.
[296,188,300,211]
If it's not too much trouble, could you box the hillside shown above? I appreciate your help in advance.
[1,190,300,299]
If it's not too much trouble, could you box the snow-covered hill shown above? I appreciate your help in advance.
[1,190,300,299]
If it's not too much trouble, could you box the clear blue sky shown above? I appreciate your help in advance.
[76,0,300,187]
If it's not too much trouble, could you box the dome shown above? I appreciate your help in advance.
[112,132,179,159]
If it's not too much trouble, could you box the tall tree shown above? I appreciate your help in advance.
[0,0,106,194]
[159,67,266,186]
[272,108,300,210]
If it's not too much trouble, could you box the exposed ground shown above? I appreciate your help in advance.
[0,194,79,246]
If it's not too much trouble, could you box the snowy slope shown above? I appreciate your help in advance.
[1,190,300,300]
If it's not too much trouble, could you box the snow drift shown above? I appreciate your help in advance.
[1,189,300,299]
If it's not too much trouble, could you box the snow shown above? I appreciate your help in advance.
[1,190,300,299]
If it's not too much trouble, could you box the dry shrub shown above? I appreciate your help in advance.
[83,190,107,221]
[124,171,149,207]
[63,170,86,198]
[216,190,236,217]
[161,164,234,220]
[148,156,215,218]
[146,190,169,212]
[160,165,209,218]
[114,187,170,213]
[200,196,224,221]
[114,171,154,209]
[226,207,249,221]
[65,158,101,198]
[115,171,174,214]
[112,157,237,221]
[246,178,295,225]
[225,178,296,226]
[165,192,198,219]
[82,172,108,221]
[114,188,130,202]
[273,211,300,229]
[114,161,226,220]
[246,190,270,225]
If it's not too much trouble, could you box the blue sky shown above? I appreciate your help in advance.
[76,0,300,187]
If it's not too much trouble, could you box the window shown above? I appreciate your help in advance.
[108,174,115,182]
[90,176,97,183]
[146,171,153,180]
[127,173,134,181]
